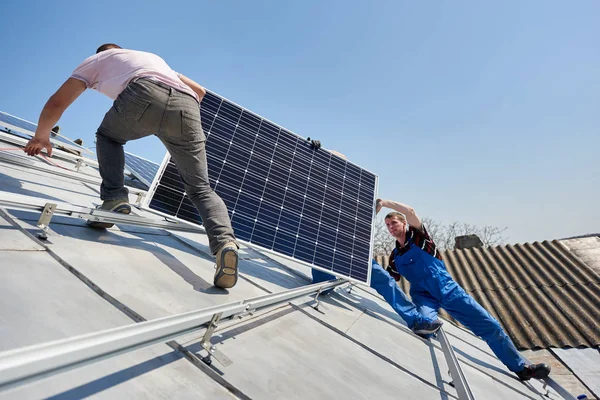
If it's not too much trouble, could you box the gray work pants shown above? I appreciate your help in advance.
[95,78,236,254]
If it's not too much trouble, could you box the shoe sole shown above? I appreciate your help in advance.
[214,247,239,289]
[413,323,443,336]
[518,370,551,381]
[87,204,131,229]
[533,371,550,379]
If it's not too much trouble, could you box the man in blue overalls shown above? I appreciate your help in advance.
[375,198,551,381]
[313,197,551,380]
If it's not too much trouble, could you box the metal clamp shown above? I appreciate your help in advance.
[312,288,329,312]
[36,203,57,240]
[236,304,255,320]
[199,313,232,367]
[541,381,550,398]
[135,192,144,205]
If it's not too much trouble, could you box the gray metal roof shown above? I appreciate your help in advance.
[551,348,600,399]
[0,140,584,399]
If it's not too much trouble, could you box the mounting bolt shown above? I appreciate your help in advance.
[201,355,212,366]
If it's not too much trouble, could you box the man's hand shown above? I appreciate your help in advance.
[178,74,206,101]
[307,137,321,150]
[379,199,423,230]
[376,198,384,214]
[24,137,53,157]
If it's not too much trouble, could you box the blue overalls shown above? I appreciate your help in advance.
[392,241,526,373]
[312,260,431,330]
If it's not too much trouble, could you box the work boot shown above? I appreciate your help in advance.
[411,319,443,337]
[516,363,551,381]
[214,242,239,289]
[87,198,131,229]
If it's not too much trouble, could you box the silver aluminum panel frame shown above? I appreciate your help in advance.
[366,174,378,287]
[142,151,171,209]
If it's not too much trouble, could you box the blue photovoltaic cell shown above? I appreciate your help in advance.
[124,152,160,189]
[147,91,377,283]
[0,111,91,153]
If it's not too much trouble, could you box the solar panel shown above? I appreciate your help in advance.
[0,111,93,155]
[124,151,160,189]
[144,91,377,284]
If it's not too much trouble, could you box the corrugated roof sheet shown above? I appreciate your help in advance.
[375,240,600,350]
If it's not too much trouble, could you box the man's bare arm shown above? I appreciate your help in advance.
[24,78,86,156]
[178,74,206,101]
[376,198,423,230]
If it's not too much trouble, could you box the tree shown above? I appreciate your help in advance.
[372,216,507,256]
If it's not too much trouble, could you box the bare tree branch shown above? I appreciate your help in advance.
[372,216,508,253]
[372,216,396,256]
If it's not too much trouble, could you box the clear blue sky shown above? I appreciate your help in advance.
[1,0,598,244]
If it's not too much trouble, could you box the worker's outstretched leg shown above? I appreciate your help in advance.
[369,260,442,335]
[441,284,550,379]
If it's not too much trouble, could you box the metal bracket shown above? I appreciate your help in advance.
[74,158,83,172]
[312,288,329,312]
[36,203,57,240]
[199,313,232,367]
[346,283,355,294]
[447,369,455,387]
[541,381,550,398]
[236,305,255,319]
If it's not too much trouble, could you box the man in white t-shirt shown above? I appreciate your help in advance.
[24,43,239,289]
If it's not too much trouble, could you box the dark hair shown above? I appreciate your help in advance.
[96,43,122,54]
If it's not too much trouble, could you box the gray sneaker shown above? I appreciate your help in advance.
[87,198,131,229]
[214,242,239,289]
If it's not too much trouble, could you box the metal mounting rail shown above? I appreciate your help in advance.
[0,191,201,234]
[437,327,476,400]
[0,279,347,391]
[437,327,577,400]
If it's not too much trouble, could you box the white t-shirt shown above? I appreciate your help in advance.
[70,48,198,101]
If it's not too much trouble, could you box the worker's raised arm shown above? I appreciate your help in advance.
[376,198,423,231]
[24,77,86,157]
[178,74,206,101]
